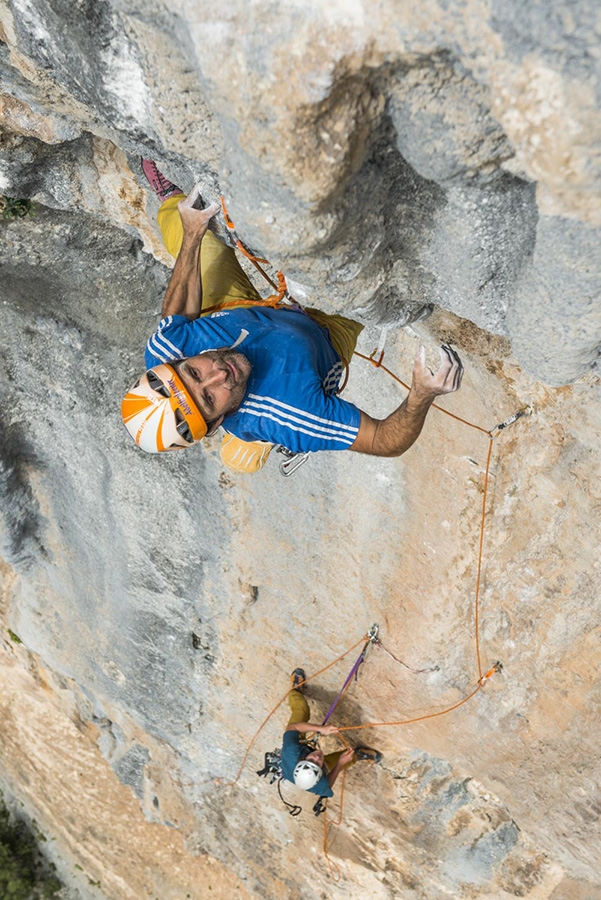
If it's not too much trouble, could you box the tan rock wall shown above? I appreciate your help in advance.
[0,1,600,898]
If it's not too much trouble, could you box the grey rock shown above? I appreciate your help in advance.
[112,743,150,799]
[507,215,601,384]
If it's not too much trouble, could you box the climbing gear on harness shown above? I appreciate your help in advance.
[275,445,310,477]
[293,760,323,790]
[256,748,283,783]
[313,797,327,817]
[256,750,303,816]
[290,668,307,693]
[355,747,383,763]
[121,364,207,453]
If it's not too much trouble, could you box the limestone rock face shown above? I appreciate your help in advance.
[0,2,600,899]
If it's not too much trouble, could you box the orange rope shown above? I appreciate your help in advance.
[338,682,483,733]
[316,388,505,874]
[474,437,494,680]
[220,195,286,294]
[200,294,283,317]
[322,768,347,882]
[314,360,506,873]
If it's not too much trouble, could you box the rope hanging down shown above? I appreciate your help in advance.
[214,199,533,878]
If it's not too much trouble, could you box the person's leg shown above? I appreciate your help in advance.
[157,197,262,311]
[200,231,262,309]
[323,749,357,772]
[156,194,187,259]
[305,309,364,369]
[287,690,310,727]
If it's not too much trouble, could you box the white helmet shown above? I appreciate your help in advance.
[121,363,207,453]
[293,760,323,790]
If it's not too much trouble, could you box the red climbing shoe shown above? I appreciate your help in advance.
[355,747,383,764]
[290,668,307,693]
[141,159,183,200]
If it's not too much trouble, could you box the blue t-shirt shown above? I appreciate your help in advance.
[145,307,361,453]
[280,731,333,798]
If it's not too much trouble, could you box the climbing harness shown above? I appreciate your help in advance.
[213,199,535,877]
[218,196,300,311]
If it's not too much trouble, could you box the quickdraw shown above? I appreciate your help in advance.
[322,624,379,725]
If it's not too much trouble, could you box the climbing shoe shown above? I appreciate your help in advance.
[355,747,382,764]
[141,159,183,200]
[290,668,307,693]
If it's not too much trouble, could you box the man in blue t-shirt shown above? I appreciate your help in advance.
[280,668,381,799]
[122,169,463,471]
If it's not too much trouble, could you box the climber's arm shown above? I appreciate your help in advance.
[286,723,339,735]
[161,185,220,319]
[349,345,463,457]
[327,748,355,789]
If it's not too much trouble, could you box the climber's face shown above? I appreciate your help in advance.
[305,749,325,767]
[176,350,252,427]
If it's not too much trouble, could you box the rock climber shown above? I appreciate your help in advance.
[280,668,381,799]
[121,160,463,473]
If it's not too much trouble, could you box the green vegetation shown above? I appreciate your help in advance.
[0,796,61,899]
[7,630,23,644]
[0,197,35,220]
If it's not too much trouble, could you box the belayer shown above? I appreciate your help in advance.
[122,161,463,473]
[279,668,381,801]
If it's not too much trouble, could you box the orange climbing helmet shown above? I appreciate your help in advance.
[121,363,207,453]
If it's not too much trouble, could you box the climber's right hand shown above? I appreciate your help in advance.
[178,183,220,241]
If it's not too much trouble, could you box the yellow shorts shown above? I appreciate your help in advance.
[286,690,355,773]
[158,194,262,309]
[305,308,364,371]
[157,196,364,474]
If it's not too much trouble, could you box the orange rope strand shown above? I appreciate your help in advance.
[474,436,494,679]
[323,768,347,882]
[219,195,285,293]
[337,682,483,733]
